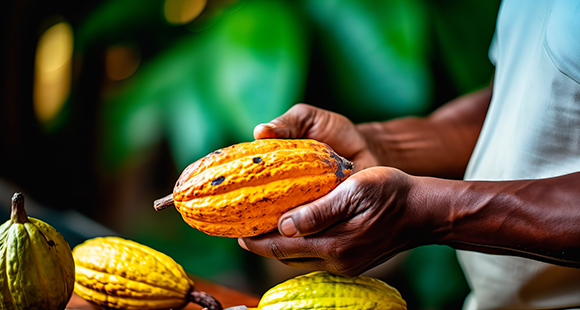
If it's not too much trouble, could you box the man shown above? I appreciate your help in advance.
[238,0,580,309]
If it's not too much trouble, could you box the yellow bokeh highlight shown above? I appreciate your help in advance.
[33,21,73,124]
[164,0,207,25]
[105,45,141,81]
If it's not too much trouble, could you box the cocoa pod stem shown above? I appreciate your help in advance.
[153,194,174,211]
[11,192,29,223]
[189,290,223,310]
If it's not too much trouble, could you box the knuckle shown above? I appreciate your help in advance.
[292,103,312,112]
[301,205,324,228]
[269,242,286,260]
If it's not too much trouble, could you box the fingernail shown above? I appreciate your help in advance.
[280,217,297,237]
[238,238,248,250]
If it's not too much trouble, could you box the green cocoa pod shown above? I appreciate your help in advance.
[257,271,407,310]
[0,193,75,310]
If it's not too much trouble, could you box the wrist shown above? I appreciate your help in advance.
[355,121,400,167]
[405,175,456,246]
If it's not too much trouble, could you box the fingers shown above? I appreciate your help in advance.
[236,182,351,256]
[237,167,410,276]
[253,123,290,139]
[237,182,353,257]
[237,233,365,276]
[254,104,316,140]
[277,188,350,237]
[254,104,371,166]
[238,232,318,260]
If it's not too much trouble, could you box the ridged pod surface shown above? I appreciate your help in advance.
[0,193,75,310]
[172,139,353,238]
[257,271,407,310]
[73,236,222,310]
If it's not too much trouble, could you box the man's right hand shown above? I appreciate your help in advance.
[253,103,378,172]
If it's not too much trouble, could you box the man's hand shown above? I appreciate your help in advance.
[238,167,427,276]
[239,90,580,271]
[253,103,378,172]
[244,103,449,276]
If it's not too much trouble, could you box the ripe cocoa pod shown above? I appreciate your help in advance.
[154,138,353,238]
[73,236,222,310]
[256,271,407,310]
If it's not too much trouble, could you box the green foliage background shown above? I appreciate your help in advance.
[76,0,499,173]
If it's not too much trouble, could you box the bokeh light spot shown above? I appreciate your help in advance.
[105,44,141,81]
[33,21,73,124]
[164,0,207,25]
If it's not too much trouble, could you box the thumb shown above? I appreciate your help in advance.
[278,188,349,237]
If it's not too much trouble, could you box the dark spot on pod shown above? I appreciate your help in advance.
[253,157,262,164]
[176,181,180,186]
[211,176,225,186]
[330,152,354,179]
[47,240,55,247]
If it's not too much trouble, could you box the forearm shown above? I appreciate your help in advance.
[412,172,580,267]
[357,85,492,179]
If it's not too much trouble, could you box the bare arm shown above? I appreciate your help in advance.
[243,81,580,273]
[240,166,580,275]
[357,84,492,178]
[412,171,580,267]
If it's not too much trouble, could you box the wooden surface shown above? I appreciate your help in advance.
[66,275,260,309]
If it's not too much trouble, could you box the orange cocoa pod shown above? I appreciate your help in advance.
[154,139,353,238]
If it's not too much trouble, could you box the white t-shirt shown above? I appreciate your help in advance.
[457,0,580,309]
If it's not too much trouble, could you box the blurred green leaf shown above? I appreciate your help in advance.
[100,88,164,170]
[162,87,226,172]
[99,0,308,170]
[303,0,432,120]
[193,0,309,147]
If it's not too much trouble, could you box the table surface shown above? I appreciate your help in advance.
[66,275,260,310]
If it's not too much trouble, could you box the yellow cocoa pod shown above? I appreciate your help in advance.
[154,138,353,238]
[0,193,75,310]
[256,271,407,310]
[72,236,222,310]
